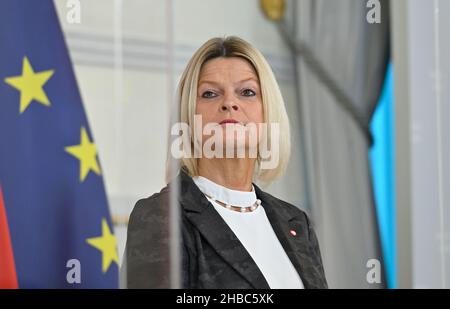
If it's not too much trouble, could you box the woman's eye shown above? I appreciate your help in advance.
[201,91,217,99]
[242,89,256,97]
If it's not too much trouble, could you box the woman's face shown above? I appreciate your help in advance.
[195,57,264,157]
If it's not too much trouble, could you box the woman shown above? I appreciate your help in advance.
[125,36,327,289]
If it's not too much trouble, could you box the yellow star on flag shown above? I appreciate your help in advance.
[4,56,54,113]
[65,127,101,182]
[86,218,119,273]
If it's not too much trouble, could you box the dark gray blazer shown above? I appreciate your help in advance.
[125,169,327,289]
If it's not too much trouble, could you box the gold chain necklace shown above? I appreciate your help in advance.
[203,193,261,213]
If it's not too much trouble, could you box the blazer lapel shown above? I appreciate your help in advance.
[178,170,270,289]
[255,186,323,289]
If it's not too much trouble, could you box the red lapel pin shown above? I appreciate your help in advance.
[289,229,297,236]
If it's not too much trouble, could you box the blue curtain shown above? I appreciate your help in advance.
[369,62,396,288]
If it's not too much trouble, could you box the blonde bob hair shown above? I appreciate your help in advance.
[166,36,291,184]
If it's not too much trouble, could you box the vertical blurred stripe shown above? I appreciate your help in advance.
[0,186,18,288]
[369,63,397,288]
[166,0,181,289]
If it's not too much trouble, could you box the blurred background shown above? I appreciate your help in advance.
[1,0,449,289]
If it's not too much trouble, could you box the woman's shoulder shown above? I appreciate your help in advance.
[255,186,309,220]
[129,185,170,224]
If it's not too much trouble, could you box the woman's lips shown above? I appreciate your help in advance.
[219,119,242,125]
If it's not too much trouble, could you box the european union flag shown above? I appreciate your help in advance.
[0,1,118,288]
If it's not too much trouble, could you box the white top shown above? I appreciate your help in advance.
[193,176,304,289]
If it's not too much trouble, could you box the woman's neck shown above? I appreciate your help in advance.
[197,158,256,192]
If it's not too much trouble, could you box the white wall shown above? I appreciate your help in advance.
[392,0,450,288]
[54,0,307,265]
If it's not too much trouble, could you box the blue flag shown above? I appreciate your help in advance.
[0,1,118,288]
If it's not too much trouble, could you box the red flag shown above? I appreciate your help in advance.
[0,186,18,288]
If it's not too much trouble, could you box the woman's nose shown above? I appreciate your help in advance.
[221,95,239,111]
